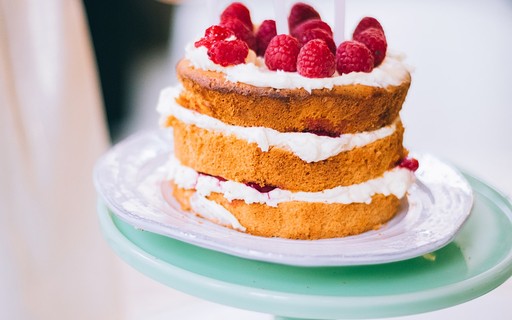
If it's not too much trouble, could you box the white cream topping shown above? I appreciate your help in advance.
[185,43,411,92]
[189,193,246,231]
[157,86,398,163]
[168,157,416,208]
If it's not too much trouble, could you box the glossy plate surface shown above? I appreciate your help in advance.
[94,131,473,266]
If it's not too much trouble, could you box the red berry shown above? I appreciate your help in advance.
[221,18,257,52]
[336,41,374,75]
[220,2,253,31]
[207,39,249,67]
[298,28,336,54]
[288,2,321,32]
[264,34,300,72]
[256,20,277,56]
[194,25,235,49]
[354,27,387,66]
[297,39,336,78]
[292,19,333,39]
[353,16,384,38]
[245,182,277,193]
[398,157,420,172]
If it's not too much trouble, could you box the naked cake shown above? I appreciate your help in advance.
[157,2,419,239]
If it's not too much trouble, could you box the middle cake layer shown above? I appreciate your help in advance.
[170,116,406,192]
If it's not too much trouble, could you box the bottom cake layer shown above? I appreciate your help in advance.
[170,182,402,240]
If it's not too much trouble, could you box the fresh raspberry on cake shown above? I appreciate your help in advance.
[194,25,235,49]
[221,18,257,51]
[298,28,336,54]
[292,19,333,38]
[220,2,253,31]
[354,27,387,66]
[256,20,277,56]
[297,39,336,78]
[207,39,249,67]
[288,2,321,32]
[353,16,385,38]
[336,40,374,75]
[264,34,300,72]
[399,157,420,171]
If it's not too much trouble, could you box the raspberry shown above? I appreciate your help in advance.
[264,34,300,72]
[221,18,257,52]
[288,2,321,32]
[298,28,336,54]
[220,2,253,31]
[245,182,277,193]
[398,157,420,172]
[354,27,387,66]
[297,39,336,78]
[353,16,384,38]
[336,41,374,75]
[194,25,235,49]
[255,20,277,56]
[291,19,333,39]
[207,39,249,67]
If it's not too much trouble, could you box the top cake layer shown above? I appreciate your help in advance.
[177,55,411,136]
[174,8,413,136]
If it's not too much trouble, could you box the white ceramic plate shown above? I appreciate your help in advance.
[94,130,473,266]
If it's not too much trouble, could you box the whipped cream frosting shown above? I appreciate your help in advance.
[189,193,246,231]
[185,44,411,92]
[157,86,398,163]
[168,157,416,208]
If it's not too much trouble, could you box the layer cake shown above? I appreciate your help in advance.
[157,2,418,239]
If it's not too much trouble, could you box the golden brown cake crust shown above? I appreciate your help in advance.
[176,59,411,135]
[170,117,406,192]
[171,183,401,240]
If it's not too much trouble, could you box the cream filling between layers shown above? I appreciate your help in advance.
[157,86,398,163]
[188,193,246,232]
[185,44,411,92]
[168,157,416,208]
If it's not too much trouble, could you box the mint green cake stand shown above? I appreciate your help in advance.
[98,173,512,320]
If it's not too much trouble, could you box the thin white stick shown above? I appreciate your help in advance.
[334,0,346,44]
[273,0,288,35]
